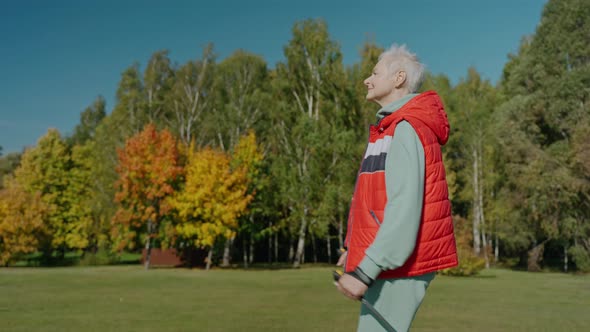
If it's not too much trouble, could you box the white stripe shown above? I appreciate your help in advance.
[359,170,386,175]
[363,135,392,159]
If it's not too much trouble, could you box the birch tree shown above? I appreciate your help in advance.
[211,51,270,266]
[272,19,351,267]
[452,68,497,267]
[68,95,107,146]
[167,44,214,146]
[144,50,174,124]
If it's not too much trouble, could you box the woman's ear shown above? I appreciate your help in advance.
[394,70,407,88]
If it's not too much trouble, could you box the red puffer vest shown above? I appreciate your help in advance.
[345,91,458,278]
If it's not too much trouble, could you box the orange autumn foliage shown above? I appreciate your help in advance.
[111,124,182,251]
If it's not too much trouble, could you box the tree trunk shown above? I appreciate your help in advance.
[274,232,278,263]
[293,213,308,268]
[248,233,254,265]
[338,208,344,250]
[311,230,317,263]
[563,244,568,273]
[527,241,546,272]
[268,222,273,264]
[242,237,248,269]
[144,219,153,270]
[478,144,489,268]
[206,248,213,271]
[221,237,233,267]
[494,232,499,263]
[326,234,332,264]
[288,240,294,262]
[472,147,481,256]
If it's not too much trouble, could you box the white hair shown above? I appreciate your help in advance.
[378,44,425,93]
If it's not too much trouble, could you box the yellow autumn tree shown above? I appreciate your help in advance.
[170,145,253,270]
[231,131,264,185]
[228,131,265,267]
[0,178,49,266]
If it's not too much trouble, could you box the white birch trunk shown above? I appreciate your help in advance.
[288,240,294,262]
[564,246,568,273]
[242,238,248,269]
[478,143,489,268]
[221,237,233,267]
[472,147,481,256]
[311,229,317,263]
[144,219,153,270]
[206,248,213,270]
[248,233,254,265]
[293,211,308,268]
[494,232,499,263]
[274,232,278,263]
[326,234,332,264]
[268,222,273,264]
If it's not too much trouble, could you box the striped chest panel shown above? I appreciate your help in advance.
[360,136,390,173]
[360,125,396,174]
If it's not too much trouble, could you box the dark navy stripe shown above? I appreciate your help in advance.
[360,153,386,173]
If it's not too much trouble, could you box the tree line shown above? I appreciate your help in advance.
[1,0,589,272]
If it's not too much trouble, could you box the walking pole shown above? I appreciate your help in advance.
[333,270,397,332]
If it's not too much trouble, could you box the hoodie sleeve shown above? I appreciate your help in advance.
[357,120,425,280]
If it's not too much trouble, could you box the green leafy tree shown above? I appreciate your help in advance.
[167,44,215,146]
[14,129,93,258]
[497,0,590,271]
[0,152,21,190]
[272,19,354,267]
[68,96,107,146]
[112,63,146,135]
[210,50,271,265]
[449,68,498,267]
[144,50,174,123]
[349,40,384,135]
[228,131,266,267]
[212,50,269,150]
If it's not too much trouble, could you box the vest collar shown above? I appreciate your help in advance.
[375,93,419,121]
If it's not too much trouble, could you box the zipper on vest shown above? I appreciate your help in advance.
[369,210,381,226]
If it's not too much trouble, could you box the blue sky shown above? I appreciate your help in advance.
[0,0,547,154]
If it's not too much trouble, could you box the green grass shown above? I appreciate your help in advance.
[0,266,588,332]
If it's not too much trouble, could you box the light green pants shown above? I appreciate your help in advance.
[357,273,435,332]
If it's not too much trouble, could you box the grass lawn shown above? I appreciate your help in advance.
[0,265,588,331]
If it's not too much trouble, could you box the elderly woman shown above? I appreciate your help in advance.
[335,44,458,332]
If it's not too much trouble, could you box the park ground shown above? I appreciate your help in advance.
[1,265,589,331]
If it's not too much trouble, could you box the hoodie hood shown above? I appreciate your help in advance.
[379,90,450,145]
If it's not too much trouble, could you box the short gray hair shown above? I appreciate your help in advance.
[378,44,425,93]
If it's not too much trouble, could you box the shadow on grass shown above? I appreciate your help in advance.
[210,262,338,271]
[12,251,142,268]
